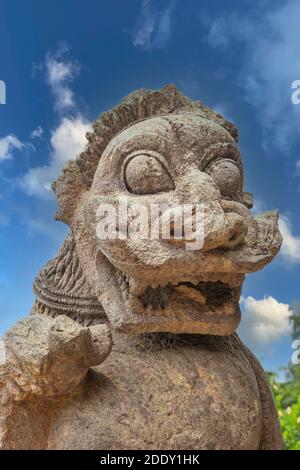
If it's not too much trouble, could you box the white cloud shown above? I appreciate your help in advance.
[239,295,292,350]
[278,215,300,265]
[0,134,25,161]
[203,0,300,150]
[30,126,44,139]
[22,116,91,199]
[44,44,81,113]
[133,0,174,51]
[20,45,92,199]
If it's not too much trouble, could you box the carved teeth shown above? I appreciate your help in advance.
[115,270,242,313]
[127,294,144,315]
[174,285,206,304]
[123,272,244,292]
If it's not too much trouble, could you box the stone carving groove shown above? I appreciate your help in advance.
[32,233,107,326]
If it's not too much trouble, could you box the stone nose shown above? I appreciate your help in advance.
[168,169,249,251]
[202,207,248,251]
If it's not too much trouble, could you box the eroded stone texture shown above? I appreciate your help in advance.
[0,85,283,449]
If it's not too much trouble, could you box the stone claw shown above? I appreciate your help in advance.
[0,314,112,401]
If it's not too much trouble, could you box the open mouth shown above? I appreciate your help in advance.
[114,270,243,335]
[140,281,237,311]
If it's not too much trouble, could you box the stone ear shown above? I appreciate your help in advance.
[52,160,87,225]
[242,192,253,209]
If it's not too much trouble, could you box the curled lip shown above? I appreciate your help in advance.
[98,210,282,278]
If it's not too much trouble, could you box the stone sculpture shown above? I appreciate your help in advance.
[0,85,283,449]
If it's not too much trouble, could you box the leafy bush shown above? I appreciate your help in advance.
[266,303,300,449]
[268,369,300,450]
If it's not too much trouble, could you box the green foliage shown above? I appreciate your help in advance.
[266,303,300,450]
[268,372,300,450]
[279,396,300,450]
[290,302,300,342]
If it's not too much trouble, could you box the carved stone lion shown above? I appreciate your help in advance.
[0,85,283,449]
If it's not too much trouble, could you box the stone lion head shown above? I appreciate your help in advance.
[34,85,282,336]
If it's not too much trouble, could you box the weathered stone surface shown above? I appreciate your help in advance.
[46,333,280,450]
[0,314,111,448]
[0,85,283,449]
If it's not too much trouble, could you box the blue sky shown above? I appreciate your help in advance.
[0,0,300,376]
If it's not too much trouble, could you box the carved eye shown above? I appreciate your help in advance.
[206,159,242,198]
[125,154,174,194]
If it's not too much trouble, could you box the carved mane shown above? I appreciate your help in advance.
[32,233,107,325]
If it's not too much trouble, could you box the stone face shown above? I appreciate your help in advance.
[0,85,283,449]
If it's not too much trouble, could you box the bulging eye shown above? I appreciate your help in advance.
[206,159,242,198]
[125,154,174,194]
